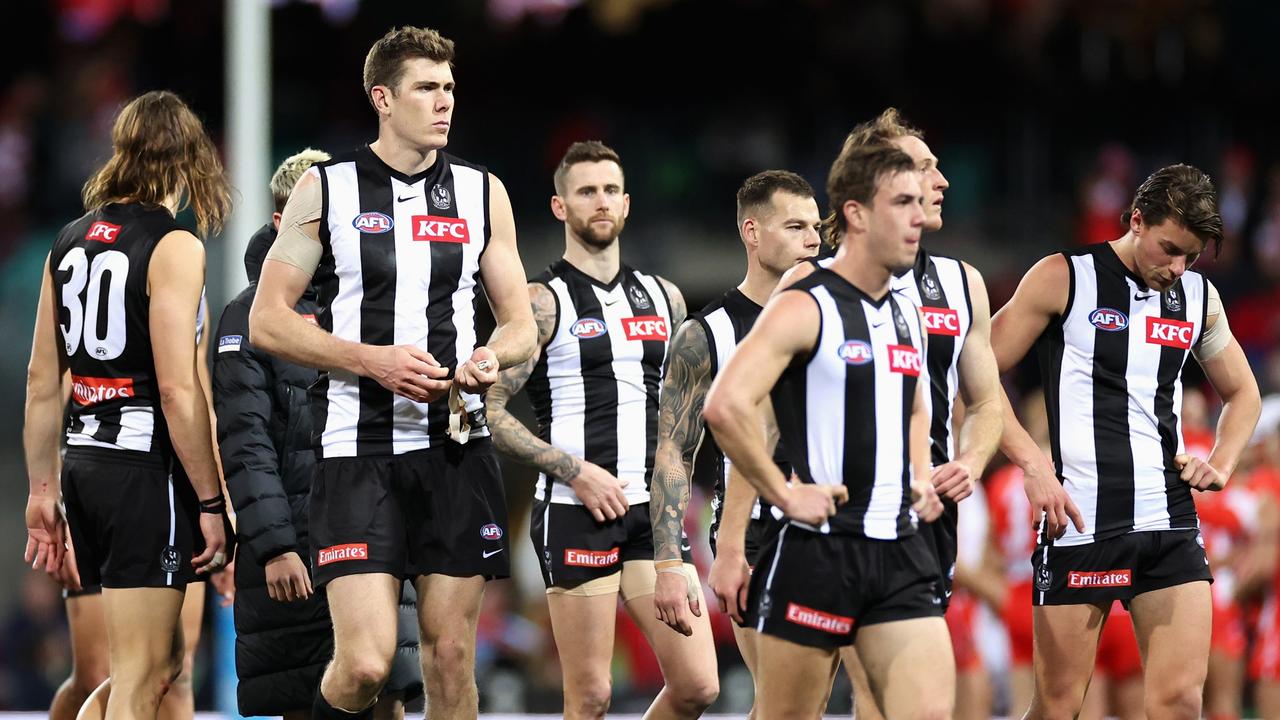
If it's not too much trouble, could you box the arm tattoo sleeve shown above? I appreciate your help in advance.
[487,284,582,481]
[650,319,712,561]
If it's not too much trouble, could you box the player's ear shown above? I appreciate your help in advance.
[550,195,567,222]
[741,217,759,249]
[843,200,868,235]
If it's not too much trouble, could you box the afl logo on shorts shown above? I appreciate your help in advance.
[480,523,503,540]
[571,318,607,339]
[837,340,873,365]
[160,545,181,573]
[352,211,394,234]
[1089,308,1128,332]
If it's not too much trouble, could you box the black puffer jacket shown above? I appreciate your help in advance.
[214,224,422,714]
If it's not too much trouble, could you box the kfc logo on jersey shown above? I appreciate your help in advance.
[70,376,134,406]
[570,318,608,339]
[318,543,368,566]
[1147,317,1194,349]
[564,547,620,567]
[922,307,961,337]
[412,215,470,243]
[622,316,668,341]
[480,523,504,540]
[1067,569,1132,588]
[785,603,853,635]
[1089,308,1128,332]
[85,221,121,244]
[352,212,394,234]
[887,344,922,377]
[838,340,873,365]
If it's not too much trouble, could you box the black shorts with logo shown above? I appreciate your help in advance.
[309,438,509,587]
[1031,529,1212,607]
[62,447,202,589]
[529,500,693,589]
[747,525,944,649]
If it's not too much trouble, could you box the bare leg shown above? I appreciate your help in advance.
[1129,581,1211,720]
[52,593,110,720]
[100,587,185,720]
[415,574,487,720]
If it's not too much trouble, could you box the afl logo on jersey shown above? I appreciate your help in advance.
[480,523,503,540]
[1089,308,1128,332]
[352,212,394,234]
[837,340,874,365]
[571,318,608,339]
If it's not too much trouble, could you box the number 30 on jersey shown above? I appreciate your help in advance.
[57,248,129,360]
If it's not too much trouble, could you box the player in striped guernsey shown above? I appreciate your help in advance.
[994,164,1262,719]
[24,91,232,719]
[487,141,718,719]
[705,144,947,719]
[249,27,537,720]
[762,109,1004,720]
[646,171,821,709]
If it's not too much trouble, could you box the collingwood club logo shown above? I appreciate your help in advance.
[627,284,650,309]
[1164,288,1181,312]
[430,184,452,210]
[1035,563,1052,592]
[160,545,181,573]
[922,274,942,301]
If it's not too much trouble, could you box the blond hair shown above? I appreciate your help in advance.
[270,148,330,212]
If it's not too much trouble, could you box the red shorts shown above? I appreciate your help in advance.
[1002,581,1034,667]
[1212,600,1246,659]
[946,590,981,673]
[1095,602,1142,680]
[1251,595,1280,681]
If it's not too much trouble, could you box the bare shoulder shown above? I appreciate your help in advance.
[775,259,818,297]
[656,275,686,324]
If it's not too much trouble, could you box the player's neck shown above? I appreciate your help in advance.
[563,235,621,284]
[369,138,438,177]
[738,259,780,307]
[830,241,892,300]
[1109,233,1140,275]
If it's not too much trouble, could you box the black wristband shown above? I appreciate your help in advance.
[198,495,226,514]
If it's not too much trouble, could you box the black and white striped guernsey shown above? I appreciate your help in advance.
[818,249,971,466]
[526,260,673,504]
[50,203,183,456]
[1040,243,1207,546]
[310,146,491,458]
[771,269,928,539]
[694,289,786,541]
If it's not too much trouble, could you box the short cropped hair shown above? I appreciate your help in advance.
[270,148,331,213]
[363,26,455,110]
[553,141,623,195]
[736,170,815,225]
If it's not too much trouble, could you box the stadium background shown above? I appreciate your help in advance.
[2,0,1280,715]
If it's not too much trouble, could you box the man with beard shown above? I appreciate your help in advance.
[488,141,719,719]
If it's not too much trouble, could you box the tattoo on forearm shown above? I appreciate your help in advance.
[651,320,711,561]
[488,283,580,481]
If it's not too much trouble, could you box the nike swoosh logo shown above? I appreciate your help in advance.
[870,320,886,328]
[397,195,418,202]
[1134,293,1153,301]
[604,298,622,306]
[482,549,504,558]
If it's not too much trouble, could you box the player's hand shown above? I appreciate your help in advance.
[709,547,752,625]
[193,512,228,575]
[361,344,451,404]
[911,476,944,522]
[932,460,975,502]
[1176,454,1227,492]
[653,566,701,636]
[567,460,630,523]
[454,346,499,394]
[264,551,313,603]
[24,494,66,579]
[780,483,847,527]
[1021,453,1085,539]
[211,559,236,607]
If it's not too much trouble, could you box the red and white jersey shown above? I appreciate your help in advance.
[987,463,1038,583]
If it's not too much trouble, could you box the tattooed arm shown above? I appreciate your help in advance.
[651,320,713,562]
[651,317,713,634]
[487,282,631,522]
[658,276,687,327]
